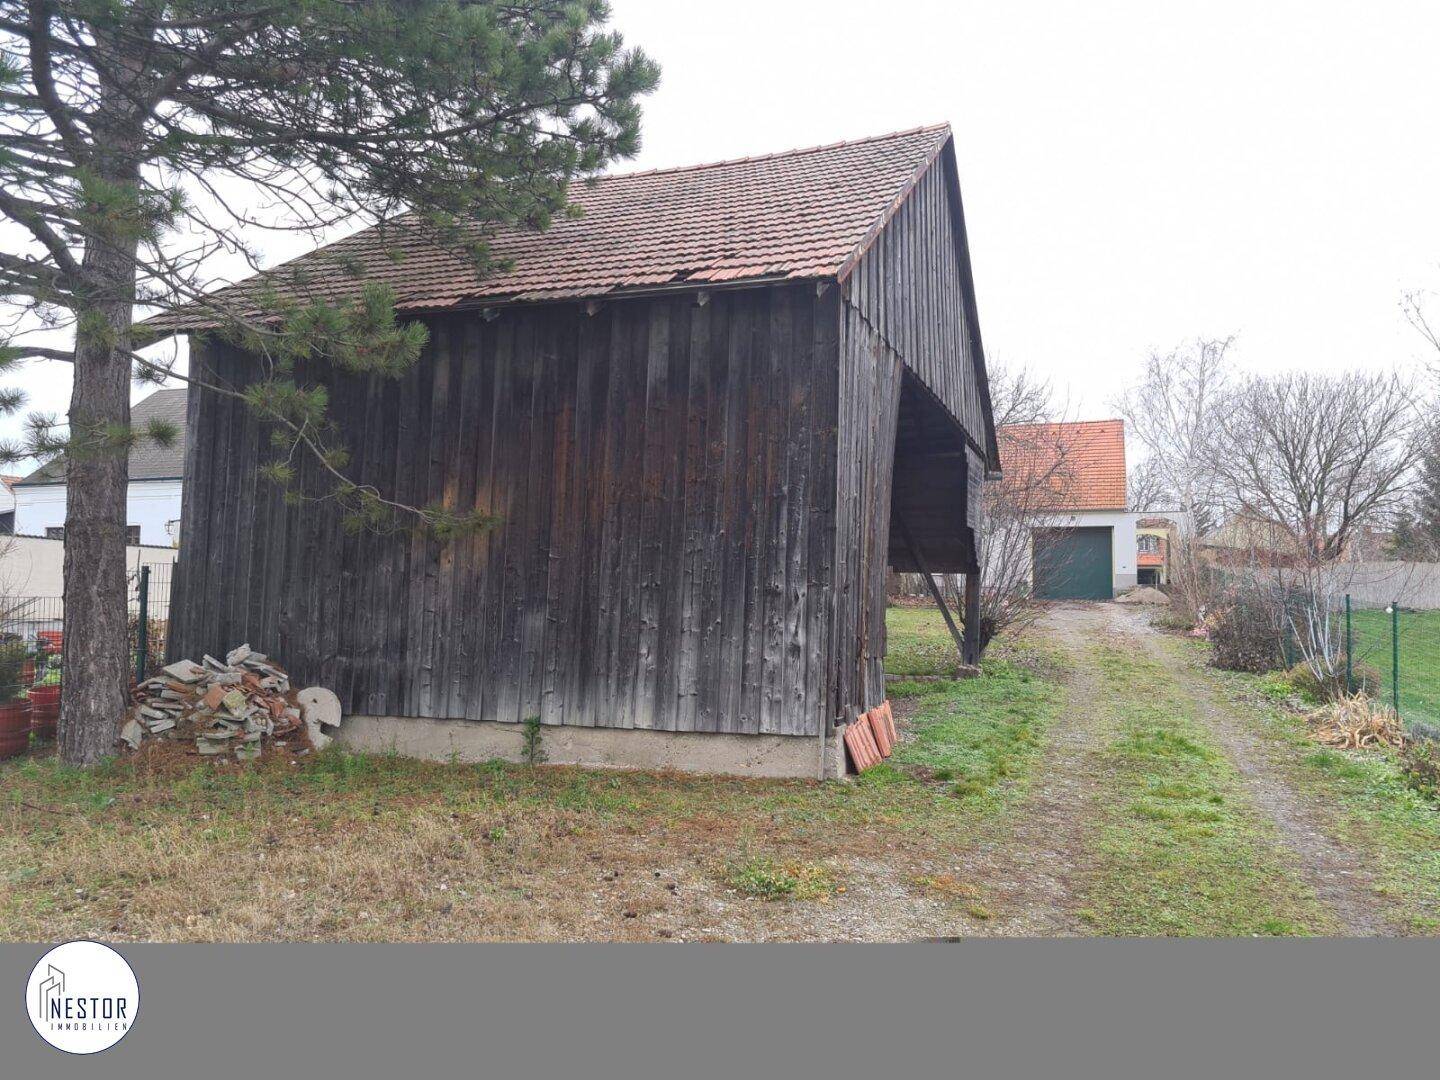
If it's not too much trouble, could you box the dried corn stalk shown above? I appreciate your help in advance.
[1307,694,1406,751]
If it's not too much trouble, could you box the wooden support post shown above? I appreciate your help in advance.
[962,570,980,666]
[893,510,965,658]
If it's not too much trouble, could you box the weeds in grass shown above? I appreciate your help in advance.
[884,608,963,676]
[0,609,1066,942]
[910,874,980,901]
[521,718,546,766]
[723,855,835,901]
[889,655,1056,808]
[1399,740,1440,803]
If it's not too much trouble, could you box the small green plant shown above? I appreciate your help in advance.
[723,854,834,900]
[1281,661,1379,704]
[1400,740,1440,803]
[521,717,546,767]
[0,640,30,704]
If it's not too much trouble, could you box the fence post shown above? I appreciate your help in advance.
[135,564,150,685]
[1345,595,1353,695]
[1390,601,1400,718]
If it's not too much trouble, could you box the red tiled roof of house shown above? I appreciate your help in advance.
[1138,551,1164,567]
[998,419,1128,512]
[149,125,954,331]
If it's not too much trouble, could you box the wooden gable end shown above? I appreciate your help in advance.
[838,143,996,468]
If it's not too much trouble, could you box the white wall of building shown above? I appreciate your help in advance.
[1,533,177,603]
[13,478,182,547]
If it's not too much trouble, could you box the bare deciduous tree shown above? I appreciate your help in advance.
[987,358,1058,430]
[1216,371,1418,564]
[971,360,1077,652]
[1113,336,1232,620]
[1215,370,1420,683]
[1127,455,1174,513]
[1114,336,1231,535]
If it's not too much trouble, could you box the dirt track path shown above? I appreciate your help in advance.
[1126,613,1394,936]
[955,603,1395,936]
[945,605,1116,935]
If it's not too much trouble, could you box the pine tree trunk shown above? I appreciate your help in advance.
[58,254,136,765]
[57,64,141,765]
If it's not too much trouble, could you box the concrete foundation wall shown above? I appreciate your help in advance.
[338,714,844,781]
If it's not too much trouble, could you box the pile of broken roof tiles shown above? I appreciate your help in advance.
[122,644,341,762]
[843,700,898,773]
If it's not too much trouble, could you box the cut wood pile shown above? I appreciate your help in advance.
[120,644,343,763]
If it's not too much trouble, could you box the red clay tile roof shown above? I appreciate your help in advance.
[998,419,1128,512]
[1138,551,1164,567]
[150,125,954,331]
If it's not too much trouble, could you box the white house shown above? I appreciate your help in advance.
[0,475,17,534]
[999,418,1140,599]
[11,387,187,547]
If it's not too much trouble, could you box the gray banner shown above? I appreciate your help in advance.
[1,941,1435,1078]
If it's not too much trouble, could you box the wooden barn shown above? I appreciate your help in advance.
[160,124,999,778]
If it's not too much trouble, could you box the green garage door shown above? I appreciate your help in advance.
[1033,527,1113,600]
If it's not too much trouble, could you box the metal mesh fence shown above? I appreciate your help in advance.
[1214,571,1438,740]
[131,560,173,682]
[0,560,175,748]
[1344,596,1440,740]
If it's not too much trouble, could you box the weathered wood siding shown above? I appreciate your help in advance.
[834,304,903,718]
[170,284,841,737]
[831,149,992,714]
[841,151,989,455]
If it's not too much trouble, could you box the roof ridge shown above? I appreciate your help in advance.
[142,122,960,330]
[833,126,953,285]
[596,123,951,182]
[1001,418,1124,430]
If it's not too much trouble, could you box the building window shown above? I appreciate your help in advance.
[44,524,141,543]
[1138,534,1161,554]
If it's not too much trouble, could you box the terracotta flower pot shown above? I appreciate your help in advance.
[0,699,32,760]
[28,685,60,740]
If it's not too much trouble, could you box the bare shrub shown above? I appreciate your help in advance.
[1213,371,1421,686]
[974,361,1078,653]
[1284,660,1380,703]
[1209,587,1283,673]
[1114,338,1232,623]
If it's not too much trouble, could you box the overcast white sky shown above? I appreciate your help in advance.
[7,0,1440,467]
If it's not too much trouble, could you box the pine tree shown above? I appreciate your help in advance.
[1391,424,1440,558]
[0,1,658,763]
[1415,426,1440,546]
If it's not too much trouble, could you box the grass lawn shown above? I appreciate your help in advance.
[884,605,963,676]
[0,615,1058,942]
[1349,608,1440,731]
